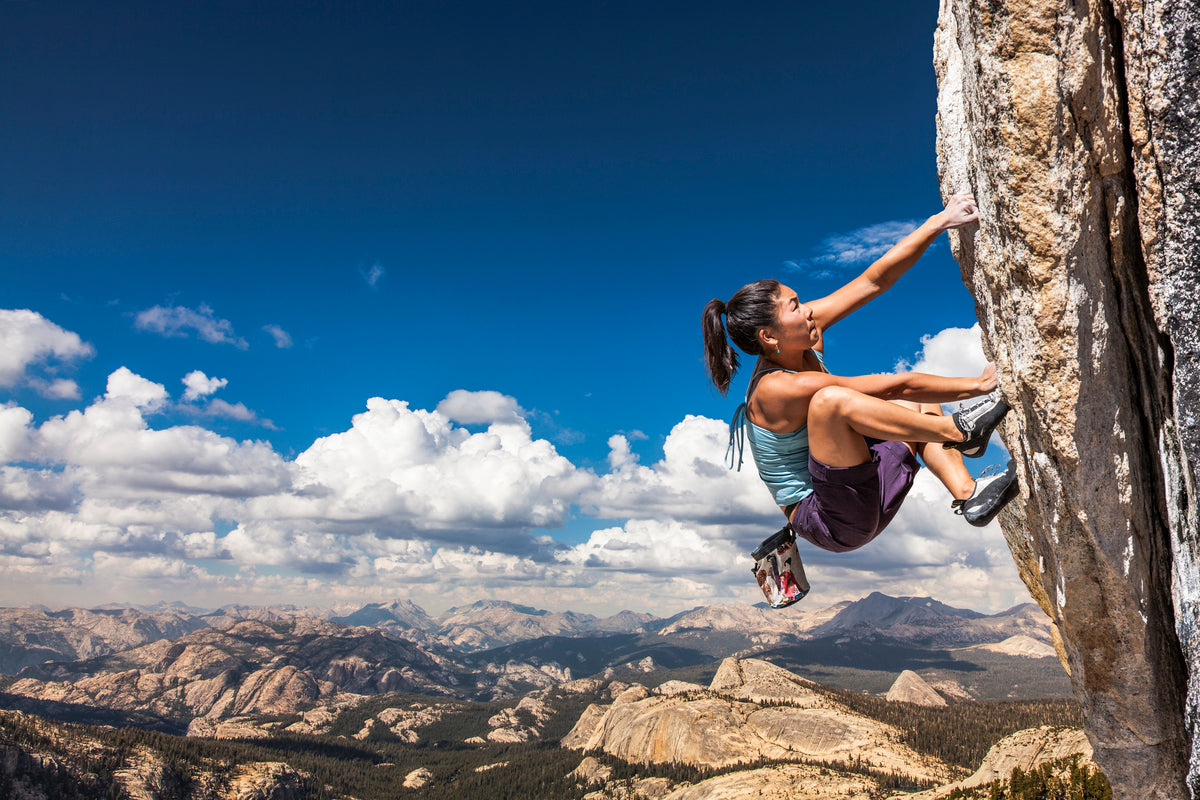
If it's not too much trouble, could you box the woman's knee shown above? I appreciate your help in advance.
[809,385,859,420]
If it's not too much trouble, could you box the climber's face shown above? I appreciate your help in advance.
[769,284,820,351]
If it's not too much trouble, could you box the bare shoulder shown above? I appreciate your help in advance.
[750,369,838,431]
[757,368,836,401]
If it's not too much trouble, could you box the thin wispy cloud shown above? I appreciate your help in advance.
[785,219,923,278]
[200,398,278,429]
[135,304,249,349]
[361,262,385,290]
[526,408,587,446]
[263,324,293,349]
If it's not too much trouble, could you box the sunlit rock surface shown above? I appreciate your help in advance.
[659,764,878,800]
[562,658,951,783]
[885,670,947,707]
[894,726,1094,800]
[934,0,1200,795]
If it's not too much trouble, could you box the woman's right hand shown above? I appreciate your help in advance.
[939,193,979,229]
[977,362,998,394]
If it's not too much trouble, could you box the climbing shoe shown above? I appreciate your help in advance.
[953,459,1019,527]
[944,393,1010,457]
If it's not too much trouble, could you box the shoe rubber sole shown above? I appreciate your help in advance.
[957,459,1019,527]
[944,396,1010,458]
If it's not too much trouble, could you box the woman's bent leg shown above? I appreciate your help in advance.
[807,386,963,468]
[911,403,976,501]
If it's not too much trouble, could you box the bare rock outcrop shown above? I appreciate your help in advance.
[225,762,306,800]
[1,710,307,799]
[562,701,611,749]
[929,679,974,702]
[934,0,1200,796]
[185,716,272,739]
[570,755,614,786]
[660,763,878,800]
[484,688,559,743]
[885,670,947,707]
[403,766,434,789]
[4,617,461,728]
[562,658,951,783]
[894,726,1094,800]
[364,701,459,743]
[654,680,705,697]
[708,656,819,703]
[972,634,1057,659]
[481,658,572,698]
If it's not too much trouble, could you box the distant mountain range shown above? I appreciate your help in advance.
[0,592,1051,677]
[0,591,1071,739]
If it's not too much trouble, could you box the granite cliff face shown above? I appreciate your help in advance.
[934,0,1200,796]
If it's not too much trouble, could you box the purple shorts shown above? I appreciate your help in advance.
[788,439,920,553]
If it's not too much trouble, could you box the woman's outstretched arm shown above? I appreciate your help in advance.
[834,361,997,403]
[752,363,997,432]
[808,193,978,331]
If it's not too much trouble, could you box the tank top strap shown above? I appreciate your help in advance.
[726,350,828,472]
[727,363,795,472]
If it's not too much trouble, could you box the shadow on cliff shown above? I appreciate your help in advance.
[0,691,188,735]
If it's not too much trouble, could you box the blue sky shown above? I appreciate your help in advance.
[0,0,1024,615]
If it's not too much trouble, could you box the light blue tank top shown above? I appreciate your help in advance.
[727,350,827,507]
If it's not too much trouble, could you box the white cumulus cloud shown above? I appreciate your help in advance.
[436,389,523,425]
[584,415,779,526]
[35,368,290,500]
[0,309,93,397]
[896,323,986,379]
[105,367,170,410]
[268,393,594,535]
[0,405,34,463]
[558,519,741,575]
[0,321,1031,616]
[182,370,228,402]
[201,398,275,428]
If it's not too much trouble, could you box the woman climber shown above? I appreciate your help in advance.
[702,193,1019,556]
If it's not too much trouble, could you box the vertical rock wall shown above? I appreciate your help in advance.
[934,0,1200,797]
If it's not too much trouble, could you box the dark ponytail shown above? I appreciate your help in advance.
[703,299,737,395]
[701,279,782,395]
